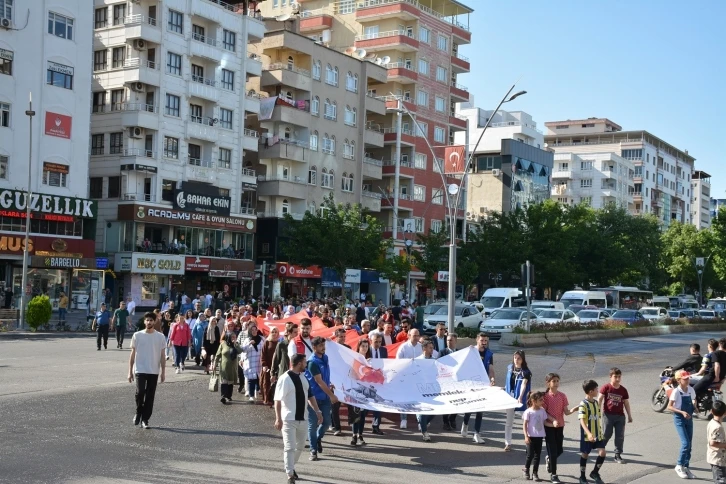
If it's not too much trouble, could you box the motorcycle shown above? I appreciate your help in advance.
[651,366,723,417]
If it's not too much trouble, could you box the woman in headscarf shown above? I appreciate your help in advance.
[259,326,280,406]
[162,310,173,361]
[239,321,263,403]
[271,323,297,388]
[214,330,241,404]
[203,315,224,374]
[185,309,196,363]
[191,313,207,368]
[349,339,372,446]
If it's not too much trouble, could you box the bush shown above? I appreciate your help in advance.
[26,295,52,331]
[455,327,479,339]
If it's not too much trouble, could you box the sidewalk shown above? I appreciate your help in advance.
[0,310,96,338]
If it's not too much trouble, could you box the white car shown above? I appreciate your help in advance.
[423,303,484,331]
[479,309,537,339]
[536,309,579,324]
[576,309,611,324]
[640,306,669,321]
[698,310,719,320]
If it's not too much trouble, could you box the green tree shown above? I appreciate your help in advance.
[466,210,525,286]
[26,295,52,331]
[412,229,448,291]
[281,194,391,285]
[374,254,412,301]
[660,222,714,292]
[456,240,479,301]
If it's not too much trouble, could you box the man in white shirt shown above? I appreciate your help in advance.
[126,296,136,319]
[415,338,436,442]
[128,312,167,429]
[288,318,314,359]
[368,319,385,340]
[382,322,396,347]
[274,353,323,484]
[396,328,422,428]
[370,334,387,435]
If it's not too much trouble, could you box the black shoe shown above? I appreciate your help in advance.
[372,427,384,435]
[97,347,101,351]
[237,387,244,394]
[221,397,228,405]
[449,420,457,430]
[443,423,451,431]
[523,468,531,480]
[104,345,107,350]
[546,456,551,474]
[589,472,604,484]
[351,435,358,446]
[317,440,323,453]
[309,452,318,461]
[293,471,298,479]
[579,477,588,484]
[358,434,366,445]
[133,414,141,426]
[614,453,623,464]
[533,473,541,482]
[551,475,561,484]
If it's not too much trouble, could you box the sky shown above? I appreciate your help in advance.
[464,0,726,197]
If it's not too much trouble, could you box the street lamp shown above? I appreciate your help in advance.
[20,92,35,330]
[695,254,713,308]
[393,85,526,333]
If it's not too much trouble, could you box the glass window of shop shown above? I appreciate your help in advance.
[141,274,168,304]
[510,158,551,210]
[13,268,68,309]
[0,215,83,237]
[170,228,253,259]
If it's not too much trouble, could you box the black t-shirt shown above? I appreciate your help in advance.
[391,306,402,321]
[674,354,703,373]
[713,350,726,380]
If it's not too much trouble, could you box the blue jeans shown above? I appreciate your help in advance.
[417,414,432,433]
[58,308,67,322]
[308,398,332,453]
[352,408,368,435]
[464,412,483,433]
[674,414,693,467]
[174,345,187,368]
[372,411,382,428]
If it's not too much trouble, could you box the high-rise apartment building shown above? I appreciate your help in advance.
[0,1,98,310]
[90,0,264,309]
[691,170,711,229]
[544,118,695,227]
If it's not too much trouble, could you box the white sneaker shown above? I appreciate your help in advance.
[400,419,407,429]
[248,397,255,403]
[675,465,688,479]
[461,422,468,437]
[684,467,695,479]
[422,432,431,442]
[175,368,180,374]
[473,433,483,444]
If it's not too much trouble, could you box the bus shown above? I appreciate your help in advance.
[592,286,653,310]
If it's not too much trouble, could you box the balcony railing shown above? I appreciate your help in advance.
[244,128,259,138]
[257,211,304,220]
[187,157,214,168]
[450,81,468,91]
[192,32,217,47]
[381,126,414,136]
[355,30,410,42]
[125,14,157,26]
[264,63,311,78]
[191,75,216,86]
[257,174,306,184]
[362,191,383,199]
[123,58,158,69]
[108,102,156,113]
[384,62,414,70]
[364,157,383,166]
[122,193,155,202]
[382,159,414,168]
[453,51,469,62]
[239,206,256,215]
[188,115,216,126]
[122,148,156,158]
[241,168,256,178]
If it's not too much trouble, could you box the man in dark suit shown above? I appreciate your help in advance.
[369,333,387,435]
[431,322,447,354]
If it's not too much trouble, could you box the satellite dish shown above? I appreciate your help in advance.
[365,52,377,60]
[375,58,384,65]
[380,56,391,64]
[354,48,367,58]
[345,47,355,55]
[276,14,291,21]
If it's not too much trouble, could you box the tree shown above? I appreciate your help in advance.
[660,222,714,292]
[411,229,448,291]
[281,194,391,285]
[466,210,525,287]
[27,295,52,331]
[374,254,412,301]
[456,240,479,301]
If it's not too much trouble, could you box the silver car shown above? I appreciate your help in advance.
[576,309,610,324]
[479,309,537,339]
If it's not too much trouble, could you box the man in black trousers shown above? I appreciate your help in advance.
[128,312,167,429]
[369,334,388,435]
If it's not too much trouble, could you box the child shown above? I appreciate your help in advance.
[598,367,633,463]
[578,380,606,484]
[523,391,547,482]
[667,369,697,479]
[543,373,579,484]
[505,350,532,451]
[708,400,726,483]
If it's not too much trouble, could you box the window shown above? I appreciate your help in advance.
[166,52,181,76]
[91,134,104,155]
[93,50,107,71]
[580,179,592,188]
[43,163,68,187]
[0,49,12,75]
[163,136,179,159]
[310,131,318,151]
[435,96,445,112]
[221,69,234,90]
[107,176,120,198]
[90,178,103,198]
[94,7,107,29]
[0,155,6,179]
[222,29,236,51]
[414,153,426,169]
[342,173,354,192]
[581,161,593,170]
[165,94,180,117]
[413,185,425,201]
[219,108,233,129]
[415,121,427,137]
[557,162,568,171]
[419,26,430,43]
[324,99,336,120]
[343,140,355,160]
[188,143,201,164]
[110,89,124,111]
[580,196,592,205]
[325,64,338,86]
[432,188,443,204]
[434,126,445,143]
[414,217,424,233]
[112,47,125,68]
[431,220,442,233]
[110,132,123,154]
[418,59,429,76]
[168,9,183,34]
[311,96,319,115]
[48,12,74,40]
[308,166,317,185]
[218,148,231,169]
[161,179,174,202]
[322,134,335,154]
[344,106,356,126]
[112,4,126,26]
[0,102,9,127]
[321,169,334,189]
[416,90,428,107]
[312,60,321,80]
[437,34,448,51]
[46,62,73,89]
[346,72,358,92]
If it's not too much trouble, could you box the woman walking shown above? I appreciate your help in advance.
[260,327,280,406]
[191,313,208,367]
[162,310,173,361]
[168,314,191,373]
[504,350,532,451]
[271,323,298,386]
[215,331,241,404]
[240,322,264,402]
[349,339,371,446]
[667,369,697,479]
[203,316,223,374]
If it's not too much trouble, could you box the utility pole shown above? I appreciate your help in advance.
[20,93,35,330]
[392,99,402,239]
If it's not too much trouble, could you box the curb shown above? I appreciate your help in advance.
[500,323,726,347]
[0,331,97,340]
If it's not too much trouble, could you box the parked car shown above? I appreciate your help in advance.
[607,310,646,325]
[698,309,719,320]
[640,306,669,321]
[479,310,538,339]
[668,310,689,320]
[576,309,611,324]
[422,303,484,332]
[536,309,579,325]
[531,308,547,317]
[681,309,697,319]
[567,304,598,314]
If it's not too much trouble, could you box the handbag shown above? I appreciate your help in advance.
[208,364,219,392]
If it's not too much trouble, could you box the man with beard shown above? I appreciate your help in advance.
[288,318,314,359]
[128,312,167,429]
[305,337,339,461]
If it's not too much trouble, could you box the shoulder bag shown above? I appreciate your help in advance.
[208,361,219,392]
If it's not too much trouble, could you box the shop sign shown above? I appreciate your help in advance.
[210,270,237,278]
[237,271,256,280]
[47,61,74,76]
[345,269,361,284]
[185,256,211,271]
[437,271,450,282]
[44,257,81,268]
[131,253,184,275]
[96,257,109,269]
[44,112,72,139]
[173,181,231,216]
[277,263,322,279]
[120,164,158,173]
[0,190,97,219]
[0,236,32,254]
[242,182,256,191]
[0,48,13,61]
[115,254,132,271]
[121,205,254,232]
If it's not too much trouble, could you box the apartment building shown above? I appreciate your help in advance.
[0,1,98,309]
[691,170,711,229]
[545,118,695,227]
[90,0,265,308]
[711,198,726,221]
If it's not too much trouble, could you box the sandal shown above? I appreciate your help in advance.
[504,445,512,452]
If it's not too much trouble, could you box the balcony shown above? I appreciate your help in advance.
[121,149,158,168]
[257,211,304,221]
[117,103,159,130]
[365,94,387,115]
[186,116,219,143]
[381,193,414,210]
[240,167,257,187]
[259,139,310,163]
[379,94,417,113]
[185,158,217,183]
[244,90,262,114]
[382,158,415,178]
[382,126,416,146]
[299,9,334,32]
[190,32,222,63]
[451,51,470,73]
[268,100,311,127]
[191,0,263,38]
[354,30,419,53]
[451,23,472,45]
[124,14,161,44]
[384,62,418,84]
[356,0,421,22]
[552,170,573,179]
[362,191,382,212]
[450,82,469,101]
[257,175,308,200]
[243,128,259,152]
[364,126,385,147]
[246,52,262,77]
[188,76,218,102]
[449,113,467,131]
[261,64,312,92]
[362,157,383,180]
[123,58,160,86]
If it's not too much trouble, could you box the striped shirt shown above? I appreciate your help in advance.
[578,398,603,441]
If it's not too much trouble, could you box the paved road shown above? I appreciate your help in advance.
[0,331,721,484]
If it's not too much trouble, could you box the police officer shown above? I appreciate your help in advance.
[93,303,112,350]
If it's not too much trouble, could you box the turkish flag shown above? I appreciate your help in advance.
[444,145,465,174]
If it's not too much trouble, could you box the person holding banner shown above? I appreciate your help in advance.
[369,334,387,435]
[440,334,459,431]
[462,333,496,443]
[350,339,372,446]
[396,329,423,429]
[414,338,437,441]
[504,350,532,451]
[305,337,339,461]
[289,319,314,359]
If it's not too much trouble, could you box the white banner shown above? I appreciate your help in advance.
[326,342,520,415]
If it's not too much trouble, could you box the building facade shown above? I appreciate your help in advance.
[0,1,99,310]
[544,118,695,227]
[691,170,711,229]
[712,198,726,221]
[90,0,264,309]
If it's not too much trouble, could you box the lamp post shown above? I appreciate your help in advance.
[20,93,35,330]
[393,85,527,333]
[695,254,713,308]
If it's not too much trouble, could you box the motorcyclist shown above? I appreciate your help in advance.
[694,338,726,401]
[672,343,702,373]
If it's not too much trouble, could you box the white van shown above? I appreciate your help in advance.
[480,287,525,317]
[559,290,608,309]
[530,300,565,310]
[652,296,671,310]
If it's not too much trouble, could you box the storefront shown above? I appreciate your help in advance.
[321,268,389,303]
[180,256,256,300]
[274,263,322,300]
[114,253,184,310]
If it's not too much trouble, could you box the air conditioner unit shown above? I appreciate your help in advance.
[130,82,145,92]
[124,194,137,201]
[129,127,144,139]
[0,18,11,29]
[492,168,501,177]
[133,39,146,50]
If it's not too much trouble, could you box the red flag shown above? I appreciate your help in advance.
[444,145,465,174]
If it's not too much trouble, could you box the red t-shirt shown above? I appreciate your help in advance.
[395,331,409,343]
[543,391,569,427]
[599,383,629,415]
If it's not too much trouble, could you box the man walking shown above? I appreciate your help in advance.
[58,292,69,329]
[396,329,422,429]
[112,301,131,349]
[462,333,496,443]
[126,295,136,323]
[274,354,324,484]
[416,338,436,441]
[289,318,314,359]
[128,312,167,429]
[93,302,111,350]
[370,334,388,435]
[305,337,339,461]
